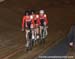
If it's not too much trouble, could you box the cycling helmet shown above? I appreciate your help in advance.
[30,10,36,15]
[24,10,30,15]
[39,10,44,14]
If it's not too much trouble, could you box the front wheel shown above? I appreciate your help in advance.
[25,30,32,51]
[39,28,45,46]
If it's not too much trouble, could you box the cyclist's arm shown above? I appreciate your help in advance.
[22,16,25,29]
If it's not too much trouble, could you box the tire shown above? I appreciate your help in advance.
[39,29,45,45]
[26,30,32,51]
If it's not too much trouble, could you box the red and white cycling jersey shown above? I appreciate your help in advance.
[22,14,48,28]
[39,14,48,25]
[22,15,34,29]
[30,14,40,28]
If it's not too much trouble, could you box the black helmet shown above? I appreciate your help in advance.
[24,10,30,15]
[30,10,35,15]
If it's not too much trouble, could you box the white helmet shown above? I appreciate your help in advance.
[39,10,44,14]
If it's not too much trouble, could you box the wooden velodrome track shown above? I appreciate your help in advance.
[0,0,75,59]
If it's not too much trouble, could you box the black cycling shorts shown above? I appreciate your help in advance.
[34,20,37,24]
[25,21,31,29]
[40,19,45,26]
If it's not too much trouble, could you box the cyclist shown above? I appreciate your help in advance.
[39,10,48,39]
[21,10,33,50]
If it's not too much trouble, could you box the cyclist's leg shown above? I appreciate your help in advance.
[34,28,37,40]
[39,26,43,45]
[41,24,46,44]
[43,26,46,39]
[45,25,48,36]
[31,29,35,47]
[40,26,42,39]
[25,29,29,40]
[25,22,31,50]
[39,20,44,45]
[36,27,40,39]
[25,30,30,51]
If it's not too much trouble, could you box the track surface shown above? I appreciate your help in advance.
[40,38,69,56]
[0,0,75,59]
